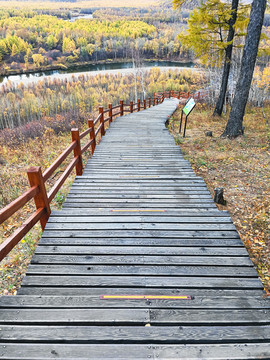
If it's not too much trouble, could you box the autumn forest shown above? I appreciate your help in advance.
[0,4,190,75]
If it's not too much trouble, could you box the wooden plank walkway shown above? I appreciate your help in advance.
[0,99,269,359]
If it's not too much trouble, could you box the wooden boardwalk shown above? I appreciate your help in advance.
[0,99,269,359]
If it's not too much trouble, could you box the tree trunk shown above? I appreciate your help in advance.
[213,0,239,116]
[222,0,267,137]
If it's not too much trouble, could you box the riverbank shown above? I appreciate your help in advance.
[0,59,200,88]
[0,58,194,77]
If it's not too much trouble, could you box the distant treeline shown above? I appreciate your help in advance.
[0,8,192,75]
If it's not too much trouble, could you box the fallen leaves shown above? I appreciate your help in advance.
[171,104,270,292]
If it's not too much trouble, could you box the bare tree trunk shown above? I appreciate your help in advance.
[139,69,146,100]
[222,0,267,138]
[132,50,138,102]
[213,0,239,116]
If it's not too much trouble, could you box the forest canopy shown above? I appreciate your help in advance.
[0,4,191,75]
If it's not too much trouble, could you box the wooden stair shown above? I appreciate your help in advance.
[0,99,269,359]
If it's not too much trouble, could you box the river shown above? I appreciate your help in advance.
[69,13,93,22]
[0,61,196,88]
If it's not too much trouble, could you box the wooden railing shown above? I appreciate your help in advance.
[0,90,201,261]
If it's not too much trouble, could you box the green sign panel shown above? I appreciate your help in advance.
[183,98,196,116]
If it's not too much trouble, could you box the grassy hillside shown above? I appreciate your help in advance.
[170,104,270,292]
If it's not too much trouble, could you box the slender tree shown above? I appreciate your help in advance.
[213,0,239,116]
[222,0,267,138]
[174,0,248,116]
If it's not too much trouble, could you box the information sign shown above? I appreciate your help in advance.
[183,98,196,116]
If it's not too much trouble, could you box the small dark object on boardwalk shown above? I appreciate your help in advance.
[214,187,227,205]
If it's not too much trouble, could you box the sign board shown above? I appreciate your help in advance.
[183,98,196,116]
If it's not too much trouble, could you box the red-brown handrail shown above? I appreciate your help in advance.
[0,186,39,224]
[0,90,203,261]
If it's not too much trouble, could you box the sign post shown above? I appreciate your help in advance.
[179,97,196,137]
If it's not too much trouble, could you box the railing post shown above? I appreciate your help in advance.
[153,93,155,106]
[187,91,190,99]
[169,90,171,98]
[144,99,146,109]
[130,100,133,113]
[178,90,181,100]
[109,103,113,123]
[198,91,200,100]
[99,106,105,137]
[148,97,151,108]
[120,100,124,116]
[137,99,140,112]
[88,119,96,154]
[163,91,165,101]
[71,128,83,176]
[27,166,51,230]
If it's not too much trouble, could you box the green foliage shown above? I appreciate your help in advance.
[54,191,66,208]
[174,135,184,145]
[178,0,249,66]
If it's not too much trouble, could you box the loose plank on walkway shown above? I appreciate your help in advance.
[0,99,269,359]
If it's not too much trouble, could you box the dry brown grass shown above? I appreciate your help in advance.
[170,103,270,292]
[0,126,96,295]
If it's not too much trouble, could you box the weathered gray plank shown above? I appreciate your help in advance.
[63,198,213,203]
[34,245,248,256]
[47,216,233,224]
[38,237,243,247]
[40,230,240,238]
[0,309,269,325]
[26,264,258,277]
[31,254,253,266]
[68,188,210,192]
[0,325,269,342]
[149,309,270,324]
[17,288,266,297]
[44,223,237,231]
[66,194,213,199]
[1,295,269,309]
[21,275,263,289]
[0,309,149,324]
[1,343,270,359]
[50,209,229,216]
[63,203,217,208]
